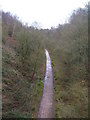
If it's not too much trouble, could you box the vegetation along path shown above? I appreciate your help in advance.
[38,49,54,118]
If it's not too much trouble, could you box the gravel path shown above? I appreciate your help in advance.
[38,49,54,118]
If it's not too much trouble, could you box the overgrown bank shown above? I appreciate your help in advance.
[2,12,45,118]
[44,6,88,118]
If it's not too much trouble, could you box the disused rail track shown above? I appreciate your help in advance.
[38,49,54,118]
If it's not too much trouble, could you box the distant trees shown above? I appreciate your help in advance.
[31,21,41,29]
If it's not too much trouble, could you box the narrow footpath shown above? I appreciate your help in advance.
[38,49,54,118]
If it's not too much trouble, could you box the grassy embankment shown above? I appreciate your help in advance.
[2,12,45,118]
[46,6,88,118]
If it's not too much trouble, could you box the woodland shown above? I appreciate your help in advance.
[2,5,88,118]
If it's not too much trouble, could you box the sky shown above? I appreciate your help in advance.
[0,0,89,29]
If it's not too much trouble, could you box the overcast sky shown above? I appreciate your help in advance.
[0,0,88,29]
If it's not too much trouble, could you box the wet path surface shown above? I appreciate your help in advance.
[38,49,54,118]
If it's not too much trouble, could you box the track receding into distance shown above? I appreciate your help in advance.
[38,49,54,118]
